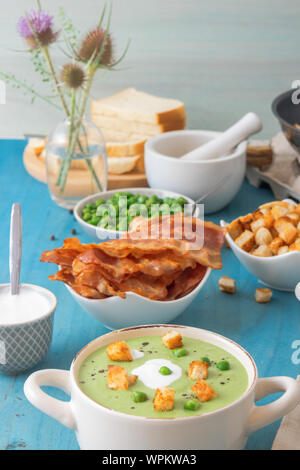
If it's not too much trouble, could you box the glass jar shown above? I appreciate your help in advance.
[46,117,107,209]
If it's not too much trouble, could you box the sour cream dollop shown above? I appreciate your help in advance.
[131,358,182,389]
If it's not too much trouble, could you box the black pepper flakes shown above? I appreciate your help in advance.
[71,229,77,235]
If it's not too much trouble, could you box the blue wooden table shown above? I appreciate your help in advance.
[0,139,299,450]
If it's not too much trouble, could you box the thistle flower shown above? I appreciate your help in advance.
[78,28,113,66]
[60,63,86,89]
[17,10,58,49]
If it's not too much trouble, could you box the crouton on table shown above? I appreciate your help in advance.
[153,386,176,411]
[162,331,183,349]
[255,288,272,304]
[218,276,236,294]
[106,340,133,361]
[188,360,209,381]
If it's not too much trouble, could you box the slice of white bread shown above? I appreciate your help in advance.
[91,88,185,125]
[108,155,141,174]
[92,114,186,137]
[101,129,146,157]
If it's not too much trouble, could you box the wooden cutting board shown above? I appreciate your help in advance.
[23,144,148,190]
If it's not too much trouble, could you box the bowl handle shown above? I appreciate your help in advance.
[246,376,300,435]
[24,369,76,430]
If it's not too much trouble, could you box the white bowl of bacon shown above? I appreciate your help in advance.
[41,214,225,330]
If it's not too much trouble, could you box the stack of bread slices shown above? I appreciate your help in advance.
[91,88,186,175]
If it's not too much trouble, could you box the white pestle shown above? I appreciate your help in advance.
[180,112,262,161]
[9,203,22,296]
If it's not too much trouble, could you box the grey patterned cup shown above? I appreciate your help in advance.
[0,284,57,375]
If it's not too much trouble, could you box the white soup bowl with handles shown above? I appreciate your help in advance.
[24,325,300,450]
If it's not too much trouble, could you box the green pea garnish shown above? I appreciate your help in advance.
[131,391,148,403]
[159,366,172,376]
[172,348,188,358]
[201,357,211,365]
[184,399,200,411]
[216,360,230,371]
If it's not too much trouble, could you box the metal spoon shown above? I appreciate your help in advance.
[9,203,22,295]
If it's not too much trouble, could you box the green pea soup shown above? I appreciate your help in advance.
[78,335,249,418]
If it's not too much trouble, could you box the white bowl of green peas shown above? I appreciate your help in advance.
[74,188,198,241]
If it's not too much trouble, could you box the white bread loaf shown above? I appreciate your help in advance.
[91,88,185,125]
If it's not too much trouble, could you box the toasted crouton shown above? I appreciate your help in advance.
[255,288,272,304]
[153,386,175,411]
[162,331,183,349]
[277,245,289,255]
[218,276,236,293]
[275,221,298,245]
[259,201,290,211]
[107,365,137,390]
[250,217,265,233]
[188,361,209,381]
[255,227,272,246]
[269,237,284,254]
[286,212,300,226]
[106,341,133,362]
[191,380,216,402]
[251,245,273,257]
[289,240,300,252]
[273,216,292,233]
[227,218,243,240]
[250,213,274,233]
[234,230,255,252]
[271,205,289,219]
[280,224,298,245]
[239,213,253,226]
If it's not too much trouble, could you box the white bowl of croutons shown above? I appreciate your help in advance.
[221,199,300,291]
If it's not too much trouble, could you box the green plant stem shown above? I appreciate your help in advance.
[58,66,102,192]
[56,88,77,188]
[42,46,70,117]
[0,72,61,110]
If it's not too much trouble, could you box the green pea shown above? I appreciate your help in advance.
[216,360,230,371]
[163,197,174,206]
[90,218,100,226]
[160,203,171,216]
[184,399,200,411]
[159,366,172,376]
[177,197,187,207]
[95,198,105,207]
[137,195,147,204]
[83,213,92,222]
[201,357,211,365]
[85,203,93,209]
[172,348,188,358]
[131,391,148,403]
